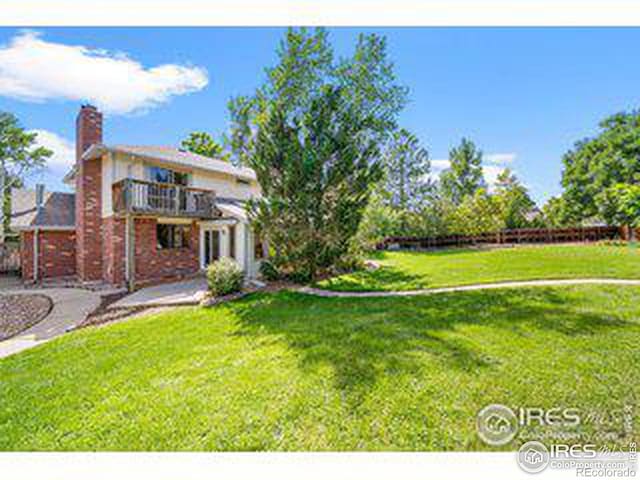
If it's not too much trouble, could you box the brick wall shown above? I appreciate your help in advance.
[76,157,103,281]
[102,216,126,286]
[133,218,200,284]
[20,230,77,281]
[75,105,104,282]
[76,105,103,164]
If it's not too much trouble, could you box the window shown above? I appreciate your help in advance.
[147,166,189,186]
[157,223,189,249]
[237,178,251,186]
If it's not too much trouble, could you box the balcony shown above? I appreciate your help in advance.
[112,178,219,219]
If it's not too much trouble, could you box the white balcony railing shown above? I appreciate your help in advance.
[113,178,218,218]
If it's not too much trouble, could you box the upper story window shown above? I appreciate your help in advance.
[146,165,190,186]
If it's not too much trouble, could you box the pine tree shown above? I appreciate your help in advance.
[384,128,433,212]
[181,132,228,160]
[228,28,408,280]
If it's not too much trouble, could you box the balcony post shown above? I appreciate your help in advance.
[124,179,132,212]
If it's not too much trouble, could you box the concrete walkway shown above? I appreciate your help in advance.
[298,278,640,298]
[3,277,638,359]
[111,277,208,308]
[0,288,113,359]
[113,277,640,308]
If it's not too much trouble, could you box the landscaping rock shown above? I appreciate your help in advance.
[0,294,52,341]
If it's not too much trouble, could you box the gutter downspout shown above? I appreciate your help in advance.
[125,214,135,291]
[33,184,45,283]
[124,216,129,287]
[33,227,39,282]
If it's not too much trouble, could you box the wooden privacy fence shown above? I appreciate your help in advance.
[378,226,622,250]
[0,243,20,273]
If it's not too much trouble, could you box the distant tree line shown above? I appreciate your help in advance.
[354,135,539,251]
[542,110,640,234]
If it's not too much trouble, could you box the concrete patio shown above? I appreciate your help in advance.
[0,287,117,359]
[112,277,208,308]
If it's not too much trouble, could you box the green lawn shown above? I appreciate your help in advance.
[319,244,640,292]
[1,285,638,451]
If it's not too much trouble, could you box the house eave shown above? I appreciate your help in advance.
[13,225,76,232]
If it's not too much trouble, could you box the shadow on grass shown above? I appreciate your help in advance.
[229,288,631,400]
[322,248,497,291]
[320,265,428,292]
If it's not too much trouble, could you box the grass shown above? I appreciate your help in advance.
[319,244,640,292]
[0,285,638,451]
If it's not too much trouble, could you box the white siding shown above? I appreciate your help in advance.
[191,172,258,200]
[101,152,260,218]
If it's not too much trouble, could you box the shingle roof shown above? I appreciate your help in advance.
[83,144,257,181]
[10,188,76,230]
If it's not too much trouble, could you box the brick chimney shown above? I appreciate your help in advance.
[75,105,104,282]
[76,104,103,161]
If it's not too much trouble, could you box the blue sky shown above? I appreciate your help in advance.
[0,27,639,203]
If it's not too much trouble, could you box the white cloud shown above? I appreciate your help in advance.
[29,129,74,170]
[482,165,504,191]
[431,159,451,172]
[485,152,516,165]
[0,30,208,114]
[430,153,516,190]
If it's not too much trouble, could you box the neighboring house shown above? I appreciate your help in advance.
[11,105,263,288]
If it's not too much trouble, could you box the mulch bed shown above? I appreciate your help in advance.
[79,290,138,329]
[80,305,173,329]
[0,294,53,341]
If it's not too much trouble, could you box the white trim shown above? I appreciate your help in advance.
[199,218,237,228]
[14,225,76,232]
[199,225,227,270]
[156,217,192,225]
[199,226,204,269]
[216,203,249,222]
[84,144,256,182]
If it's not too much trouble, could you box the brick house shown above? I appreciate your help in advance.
[11,105,264,288]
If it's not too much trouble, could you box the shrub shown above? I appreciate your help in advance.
[206,258,244,296]
[259,260,280,281]
[286,270,312,284]
[333,251,365,274]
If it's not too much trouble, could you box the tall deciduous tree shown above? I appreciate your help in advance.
[0,112,52,243]
[439,137,485,204]
[541,196,576,227]
[228,28,407,280]
[181,131,227,160]
[449,188,502,235]
[494,168,536,229]
[384,128,432,213]
[597,183,640,239]
[561,110,640,221]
